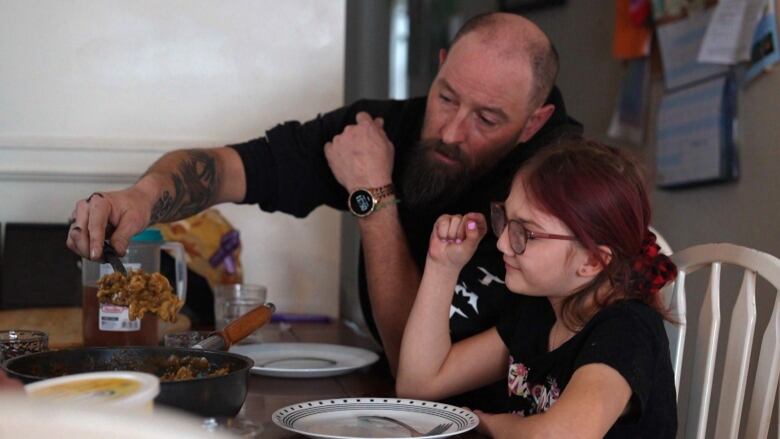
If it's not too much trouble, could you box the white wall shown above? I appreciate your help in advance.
[0,0,345,317]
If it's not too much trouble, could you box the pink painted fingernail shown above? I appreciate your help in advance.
[456,239,463,244]
[467,221,476,230]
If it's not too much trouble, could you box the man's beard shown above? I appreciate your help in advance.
[399,139,474,211]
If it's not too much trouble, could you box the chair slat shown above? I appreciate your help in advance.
[713,269,757,438]
[685,263,722,439]
[665,274,688,396]
[743,290,780,439]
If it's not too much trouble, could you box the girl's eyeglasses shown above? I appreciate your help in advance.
[490,202,577,255]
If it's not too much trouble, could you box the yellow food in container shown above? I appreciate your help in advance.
[25,371,160,413]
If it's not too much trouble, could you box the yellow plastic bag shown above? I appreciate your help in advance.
[157,209,242,287]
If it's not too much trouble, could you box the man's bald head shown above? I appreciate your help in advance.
[449,12,558,108]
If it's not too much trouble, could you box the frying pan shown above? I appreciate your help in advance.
[3,303,275,417]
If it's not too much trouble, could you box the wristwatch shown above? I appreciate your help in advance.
[347,183,397,218]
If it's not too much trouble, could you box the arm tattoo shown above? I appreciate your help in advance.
[149,150,220,223]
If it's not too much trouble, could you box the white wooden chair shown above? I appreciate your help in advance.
[664,243,780,439]
[646,227,682,389]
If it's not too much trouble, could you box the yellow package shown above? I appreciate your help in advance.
[157,209,242,287]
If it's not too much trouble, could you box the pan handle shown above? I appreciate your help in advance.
[220,303,275,349]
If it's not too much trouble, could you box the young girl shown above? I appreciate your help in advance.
[396,137,678,438]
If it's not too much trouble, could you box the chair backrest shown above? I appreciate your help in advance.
[667,243,780,439]
[0,223,82,309]
[647,227,685,393]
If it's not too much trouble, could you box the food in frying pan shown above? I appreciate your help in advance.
[97,270,183,322]
[159,355,230,381]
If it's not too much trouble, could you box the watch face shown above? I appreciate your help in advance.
[349,189,375,217]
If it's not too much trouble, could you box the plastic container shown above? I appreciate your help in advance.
[82,229,187,346]
[25,371,160,414]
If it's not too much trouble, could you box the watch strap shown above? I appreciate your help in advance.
[373,197,401,213]
[368,183,395,201]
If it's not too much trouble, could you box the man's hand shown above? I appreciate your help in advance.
[427,213,487,272]
[324,111,394,191]
[66,146,243,261]
[66,186,155,260]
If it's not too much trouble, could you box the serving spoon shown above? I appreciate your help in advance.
[101,241,128,276]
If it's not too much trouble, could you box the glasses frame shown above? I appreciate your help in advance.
[490,202,577,255]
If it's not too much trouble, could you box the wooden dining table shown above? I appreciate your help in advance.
[0,307,486,438]
[223,320,485,438]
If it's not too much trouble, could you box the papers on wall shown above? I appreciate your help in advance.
[697,0,767,64]
[608,58,651,144]
[653,0,709,23]
[655,75,739,187]
[744,0,780,83]
[657,9,729,90]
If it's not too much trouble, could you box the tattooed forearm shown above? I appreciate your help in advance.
[149,191,176,224]
[148,150,221,223]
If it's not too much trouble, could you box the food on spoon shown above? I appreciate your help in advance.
[158,355,230,382]
[96,270,183,322]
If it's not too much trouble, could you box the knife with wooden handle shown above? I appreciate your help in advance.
[193,303,275,350]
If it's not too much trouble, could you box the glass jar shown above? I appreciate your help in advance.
[82,229,187,346]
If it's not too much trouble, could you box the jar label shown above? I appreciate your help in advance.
[99,304,141,332]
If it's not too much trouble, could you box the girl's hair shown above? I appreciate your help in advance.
[519,136,677,329]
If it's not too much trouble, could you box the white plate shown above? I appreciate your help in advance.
[229,343,380,378]
[272,398,479,439]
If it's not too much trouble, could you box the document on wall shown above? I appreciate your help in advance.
[698,0,767,64]
[608,58,651,144]
[656,75,738,187]
[657,9,729,89]
[744,0,780,83]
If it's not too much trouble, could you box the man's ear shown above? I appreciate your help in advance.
[518,104,555,143]
[578,245,612,278]
[438,48,448,67]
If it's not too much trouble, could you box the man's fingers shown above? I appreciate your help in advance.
[67,200,91,258]
[109,212,137,256]
[86,196,111,260]
[374,117,384,128]
[355,111,372,124]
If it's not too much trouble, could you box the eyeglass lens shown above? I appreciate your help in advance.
[490,203,526,254]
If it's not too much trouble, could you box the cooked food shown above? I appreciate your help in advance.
[97,270,183,322]
[159,355,230,382]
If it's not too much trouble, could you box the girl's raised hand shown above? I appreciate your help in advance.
[427,212,487,271]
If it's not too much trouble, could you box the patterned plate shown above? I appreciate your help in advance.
[272,397,479,439]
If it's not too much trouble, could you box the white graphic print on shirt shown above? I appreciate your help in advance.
[450,266,503,320]
[476,266,505,286]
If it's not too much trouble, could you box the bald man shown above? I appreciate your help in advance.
[67,12,582,410]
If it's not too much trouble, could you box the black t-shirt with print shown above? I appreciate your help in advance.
[497,296,677,438]
[228,91,582,411]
